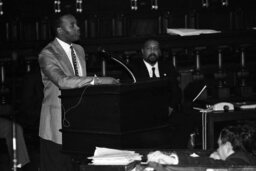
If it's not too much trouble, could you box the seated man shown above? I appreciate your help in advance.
[0,104,30,168]
[209,124,256,165]
[122,38,181,114]
[141,124,256,171]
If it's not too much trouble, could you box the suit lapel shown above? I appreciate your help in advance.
[52,39,75,76]
[141,60,150,78]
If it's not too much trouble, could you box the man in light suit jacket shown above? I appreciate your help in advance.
[38,14,118,171]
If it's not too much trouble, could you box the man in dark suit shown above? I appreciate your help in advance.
[38,14,119,171]
[123,39,181,113]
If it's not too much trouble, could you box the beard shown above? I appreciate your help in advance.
[146,54,158,65]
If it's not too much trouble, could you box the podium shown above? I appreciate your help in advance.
[60,78,172,156]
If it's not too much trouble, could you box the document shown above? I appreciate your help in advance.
[88,147,142,165]
[240,104,256,110]
[167,28,221,36]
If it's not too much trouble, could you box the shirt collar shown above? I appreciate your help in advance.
[143,60,159,70]
[56,38,72,51]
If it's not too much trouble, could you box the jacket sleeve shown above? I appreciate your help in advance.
[38,48,93,89]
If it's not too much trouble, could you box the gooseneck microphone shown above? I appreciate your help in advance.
[97,48,137,83]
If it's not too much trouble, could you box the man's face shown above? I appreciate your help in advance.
[141,40,161,65]
[58,15,80,44]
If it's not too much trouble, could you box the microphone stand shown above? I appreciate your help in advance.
[98,48,107,76]
[97,48,136,83]
[111,57,136,83]
[101,58,106,77]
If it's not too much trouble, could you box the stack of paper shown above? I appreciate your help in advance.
[88,147,142,165]
[240,104,256,110]
[167,28,221,36]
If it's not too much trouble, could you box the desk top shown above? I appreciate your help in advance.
[82,149,256,171]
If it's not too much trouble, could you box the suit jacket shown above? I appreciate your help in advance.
[38,39,92,144]
[123,58,181,109]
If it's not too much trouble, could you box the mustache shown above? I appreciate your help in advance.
[148,53,158,58]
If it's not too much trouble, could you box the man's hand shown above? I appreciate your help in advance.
[209,151,221,160]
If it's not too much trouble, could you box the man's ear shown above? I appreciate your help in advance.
[57,27,62,35]
[141,49,144,55]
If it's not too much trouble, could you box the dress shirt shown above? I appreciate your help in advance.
[56,38,83,76]
[143,60,160,78]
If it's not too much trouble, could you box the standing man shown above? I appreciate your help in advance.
[38,14,118,171]
[124,39,181,113]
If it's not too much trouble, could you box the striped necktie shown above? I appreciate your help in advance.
[70,45,79,76]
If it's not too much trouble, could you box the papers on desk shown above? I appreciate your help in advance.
[147,151,179,165]
[88,147,142,165]
[239,104,256,110]
[167,28,221,36]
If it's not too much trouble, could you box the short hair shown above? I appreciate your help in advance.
[240,124,256,153]
[142,38,160,49]
[52,13,74,35]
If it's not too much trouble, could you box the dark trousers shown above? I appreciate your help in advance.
[40,138,74,171]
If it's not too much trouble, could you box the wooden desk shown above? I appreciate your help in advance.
[81,149,256,171]
[82,164,256,171]
[60,79,172,156]
[200,110,256,150]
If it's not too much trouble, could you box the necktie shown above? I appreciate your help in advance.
[152,67,156,78]
[70,46,79,76]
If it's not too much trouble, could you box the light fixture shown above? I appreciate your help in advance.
[151,0,158,10]
[0,0,3,15]
[54,0,61,13]
[202,0,209,8]
[130,0,138,11]
[221,0,228,7]
[76,0,83,13]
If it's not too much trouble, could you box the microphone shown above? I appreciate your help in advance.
[97,47,137,83]
[97,47,110,76]
[97,47,111,58]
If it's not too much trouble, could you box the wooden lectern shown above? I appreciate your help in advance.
[60,78,172,156]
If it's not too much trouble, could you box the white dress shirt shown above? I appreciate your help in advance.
[143,60,160,78]
[56,38,83,76]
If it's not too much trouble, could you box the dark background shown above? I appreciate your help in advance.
[1,0,256,170]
